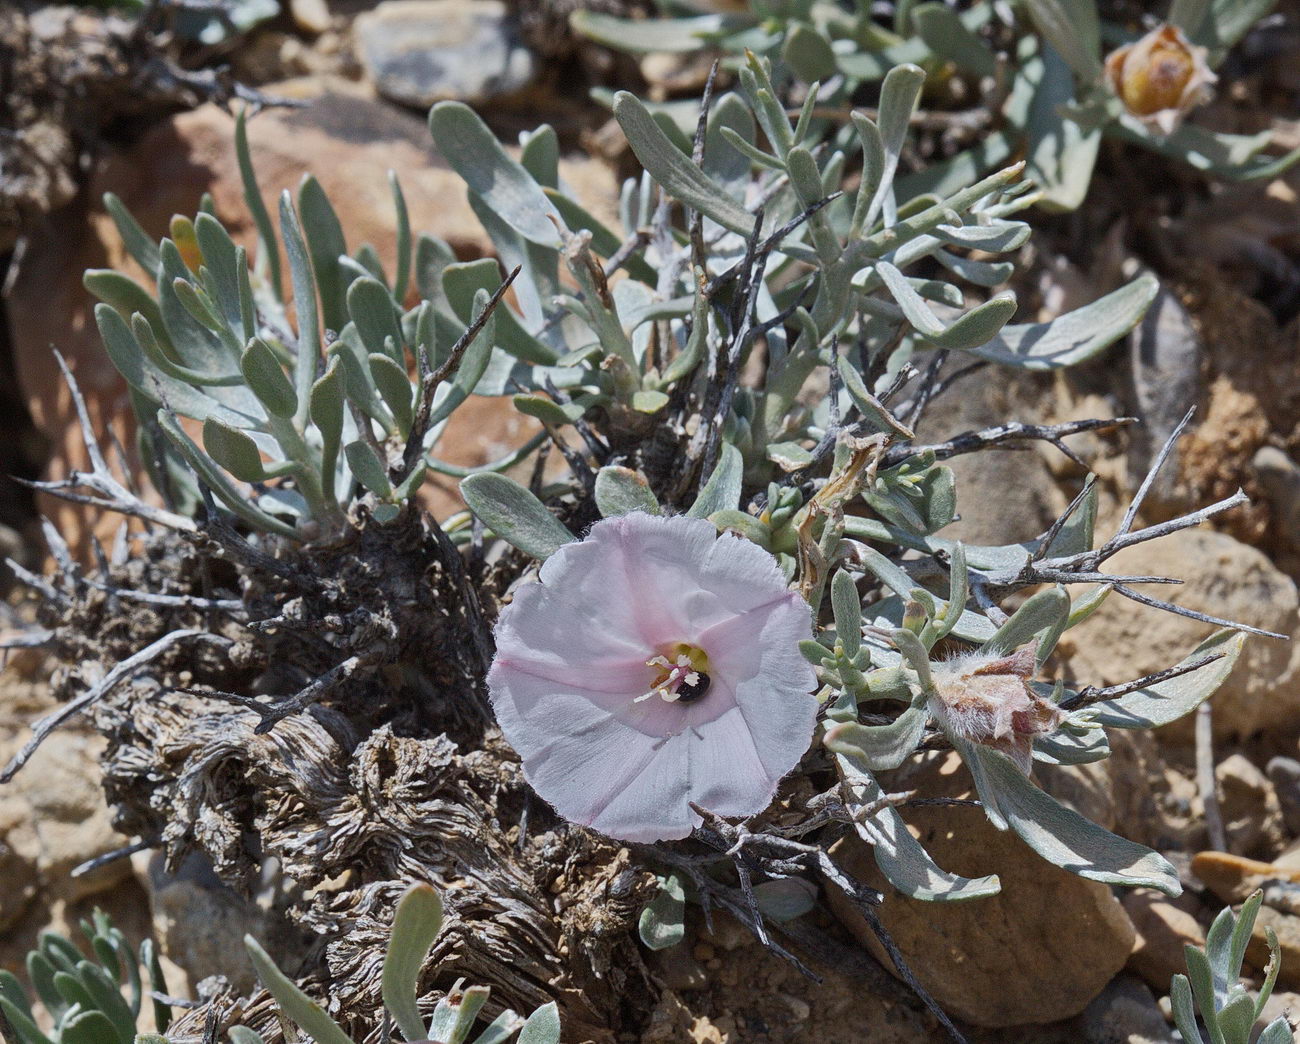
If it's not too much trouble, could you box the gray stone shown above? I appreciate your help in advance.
[1255,446,1300,549]
[355,0,536,109]
[1268,756,1300,836]
[1081,975,1177,1044]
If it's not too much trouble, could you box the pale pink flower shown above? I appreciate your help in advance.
[487,512,818,842]
[928,642,1063,775]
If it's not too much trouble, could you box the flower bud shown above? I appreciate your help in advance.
[1104,24,1216,136]
[928,641,1062,775]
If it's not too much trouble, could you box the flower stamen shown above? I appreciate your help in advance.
[638,645,712,703]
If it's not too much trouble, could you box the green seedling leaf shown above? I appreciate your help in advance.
[517,1001,562,1044]
[298,175,350,333]
[1088,630,1244,729]
[594,466,660,518]
[876,261,1017,349]
[245,935,353,1044]
[753,878,818,922]
[382,883,443,1043]
[202,418,266,483]
[966,273,1157,369]
[460,473,573,560]
[429,102,562,248]
[686,443,744,518]
[968,745,1181,894]
[825,709,926,772]
[103,193,161,276]
[613,92,755,237]
[241,337,298,418]
[831,569,862,658]
[345,441,394,499]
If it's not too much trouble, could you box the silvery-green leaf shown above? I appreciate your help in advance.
[429,102,562,248]
[753,877,818,922]
[428,985,490,1044]
[202,418,266,482]
[594,466,660,518]
[73,961,135,1044]
[860,64,925,232]
[705,92,758,201]
[686,443,743,518]
[242,338,297,419]
[638,875,685,951]
[1022,0,1102,80]
[911,3,997,77]
[1169,975,1200,1043]
[1169,0,1211,36]
[381,884,443,1043]
[825,709,925,771]
[782,22,837,82]
[968,745,1181,894]
[516,1002,561,1044]
[83,270,169,351]
[1088,630,1245,729]
[569,10,735,53]
[520,124,559,188]
[234,111,282,302]
[460,473,573,559]
[159,412,297,539]
[1032,724,1109,765]
[103,193,161,277]
[839,357,914,437]
[345,441,394,499]
[415,234,457,314]
[96,304,256,427]
[58,1010,119,1044]
[244,936,352,1044]
[512,394,584,427]
[443,258,558,366]
[369,353,415,434]
[1112,117,1300,180]
[831,569,862,658]
[428,288,498,425]
[934,219,1031,252]
[613,92,756,237]
[1183,945,1220,1034]
[709,509,770,548]
[933,248,1014,287]
[279,192,322,428]
[1257,1019,1292,1044]
[1198,0,1277,53]
[390,172,411,303]
[328,326,392,429]
[194,214,245,337]
[348,277,404,362]
[865,163,1024,256]
[1020,45,1101,213]
[766,441,814,471]
[965,273,1157,369]
[837,750,1001,901]
[877,261,1017,349]
[980,586,1069,658]
[297,175,350,333]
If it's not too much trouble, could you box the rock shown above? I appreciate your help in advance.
[1218,754,1288,857]
[646,940,708,992]
[0,825,38,933]
[1061,528,1299,741]
[1192,851,1300,905]
[1254,447,1300,549]
[1081,974,1177,1044]
[1123,891,1206,993]
[1,730,131,901]
[355,0,536,109]
[1252,991,1299,1042]
[289,0,332,34]
[827,752,1136,1028]
[133,850,288,995]
[1268,757,1300,837]
[1246,906,1300,989]
[8,81,618,553]
[1126,286,1203,508]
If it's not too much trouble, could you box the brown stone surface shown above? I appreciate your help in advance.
[1123,891,1206,993]
[1191,850,1300,905]
[826,752,1137,1028]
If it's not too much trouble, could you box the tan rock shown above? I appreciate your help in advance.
[827,752,1136,1028]
[1062,528,1299,741]
[1218,753,1288,857]
[1192,851,1300,905]
[9,81,618,554]
[1123,891,1206,992]
[0,825,38,933]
